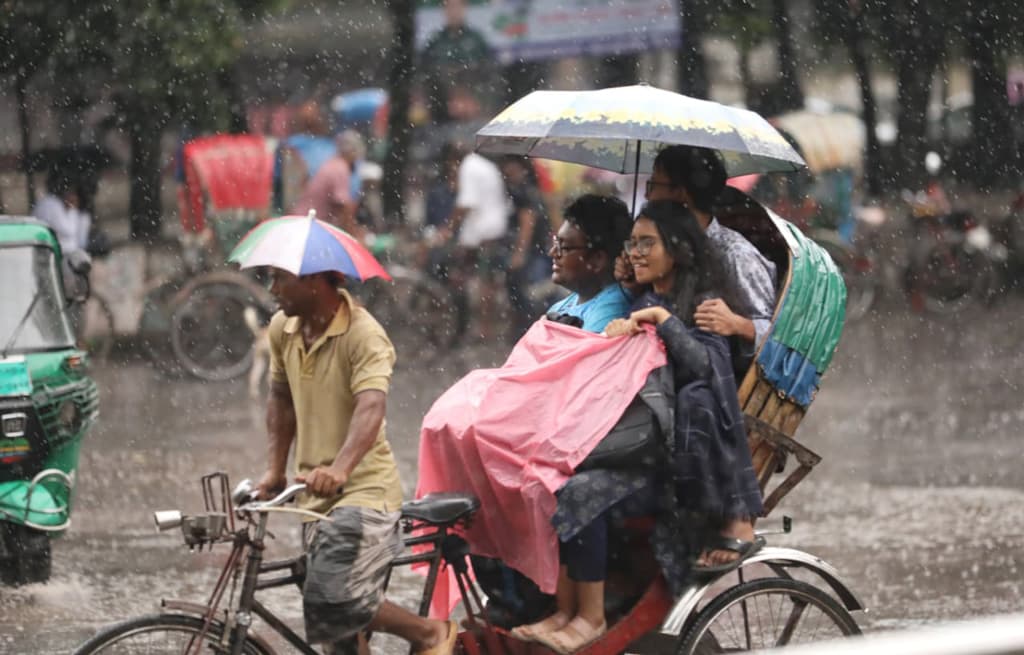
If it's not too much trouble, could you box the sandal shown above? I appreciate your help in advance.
[509,612,570,641]
[533,616,607,655]
[692,536,765,576]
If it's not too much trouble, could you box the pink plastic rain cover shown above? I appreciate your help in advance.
[416,319,666,599]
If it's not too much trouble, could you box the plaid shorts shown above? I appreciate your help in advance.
[302,506,403,648]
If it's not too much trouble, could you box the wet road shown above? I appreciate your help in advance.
[3,297,1024,653]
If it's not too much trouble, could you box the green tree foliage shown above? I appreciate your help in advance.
[78,0,285,239]
[0,2,89,205]
[702,0,803,114]
[3,0,285,239]
[815,0,1024,187]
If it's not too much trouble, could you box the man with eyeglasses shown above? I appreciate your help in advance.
[625,145,777,365]
[545,194,634,333]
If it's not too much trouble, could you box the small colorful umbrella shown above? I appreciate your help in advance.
[228,211,391,281]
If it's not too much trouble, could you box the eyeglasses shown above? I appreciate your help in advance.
[623,237,658,257]
[645,179,677,195]
[550,238,588,257]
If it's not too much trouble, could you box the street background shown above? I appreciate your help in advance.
[2,292,1024,653]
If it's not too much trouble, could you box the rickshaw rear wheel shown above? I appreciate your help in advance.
[0,523,51,586]
[676,578,860,654]
[73,613,271,654]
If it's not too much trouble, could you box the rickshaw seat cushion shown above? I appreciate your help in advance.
[401,492,480,525]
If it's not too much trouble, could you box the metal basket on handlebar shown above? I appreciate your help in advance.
[152,472,236,550]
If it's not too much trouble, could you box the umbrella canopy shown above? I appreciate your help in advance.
[228,213,391,281]
[475,84,806,177]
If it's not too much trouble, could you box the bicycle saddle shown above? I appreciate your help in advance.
[401,493,480,524]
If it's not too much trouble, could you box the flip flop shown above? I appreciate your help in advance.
[692,535,765,576]
[416,620,459,655]
[533,617,607,655]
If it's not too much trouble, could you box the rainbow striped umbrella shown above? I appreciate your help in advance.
[228,212,391,281]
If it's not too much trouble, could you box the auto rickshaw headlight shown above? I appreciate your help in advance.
[57,400,80,433]
[1,412,28,438]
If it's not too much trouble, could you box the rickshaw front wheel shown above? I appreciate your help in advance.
[677,578,860,654]
[73,613,272,655]
[0,523,51,586]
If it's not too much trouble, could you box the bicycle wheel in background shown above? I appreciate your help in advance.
[169,272,275,382]
[361,269,458,365]
[73,613,271,654]
[677,578,860,654]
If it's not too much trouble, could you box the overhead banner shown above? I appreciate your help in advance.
[415,0,682,64]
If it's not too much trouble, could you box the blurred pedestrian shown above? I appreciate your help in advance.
[419,0,494,124]
[424,143,460,232]
[291,131,365,239]
[500,156,553,340]
[437,144,509,341]
[34,168,91,258]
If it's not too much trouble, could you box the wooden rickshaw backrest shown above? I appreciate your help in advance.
[179,134,276,255]
[713,187,847,514]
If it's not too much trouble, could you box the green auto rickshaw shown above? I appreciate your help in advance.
[0,216,98,585]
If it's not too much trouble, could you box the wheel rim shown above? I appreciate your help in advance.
[688,584,857,651]
[170,283,260,381]
[91,625,218,652]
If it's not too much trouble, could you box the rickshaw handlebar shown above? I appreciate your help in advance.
[233,481,307,511]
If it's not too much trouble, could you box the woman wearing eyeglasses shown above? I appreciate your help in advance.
[514,200,764,654]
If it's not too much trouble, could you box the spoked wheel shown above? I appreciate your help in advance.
[73,613,271,654]
[919,243,989,315]
[677,578,860,654]
[361,271,458,365]
[169,275,274,382]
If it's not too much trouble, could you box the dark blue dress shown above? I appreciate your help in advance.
[551,292,764,594]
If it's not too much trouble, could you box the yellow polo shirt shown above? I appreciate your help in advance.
[268,289,404,517]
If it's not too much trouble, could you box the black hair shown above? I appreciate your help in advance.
[636,199,717,324]
[499,155,540,187]
[45,165,75,197]
[562,194,632,261]
[652,145,727,213]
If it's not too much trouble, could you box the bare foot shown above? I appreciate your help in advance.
[510,611,572,640]
[697,518,755,567]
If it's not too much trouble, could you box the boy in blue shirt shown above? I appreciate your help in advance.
[546,195,633,333]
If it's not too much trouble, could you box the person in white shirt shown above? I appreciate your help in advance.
[33,173,91,256]
[437,148,510,341]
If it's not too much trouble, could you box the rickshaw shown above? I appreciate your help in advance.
[141,134,278,381]
[0,217,99,585]
[75,88,860,653]
[72,186,859,655]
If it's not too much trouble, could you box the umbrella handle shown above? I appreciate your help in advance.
[631,139,641,216]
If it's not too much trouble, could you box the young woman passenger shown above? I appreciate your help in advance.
[514,200,764,653]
